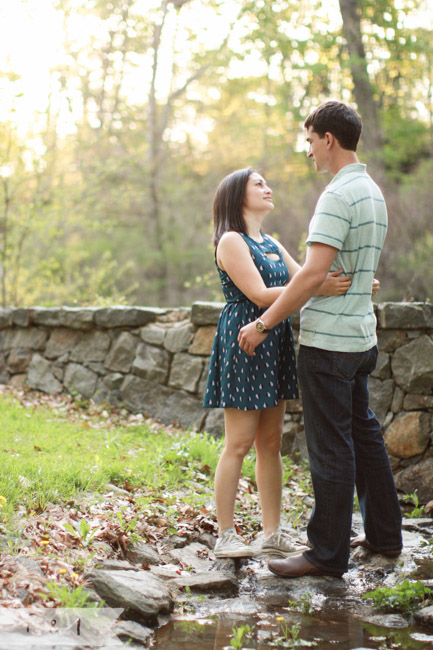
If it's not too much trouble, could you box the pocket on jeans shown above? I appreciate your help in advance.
[332,351,363,380]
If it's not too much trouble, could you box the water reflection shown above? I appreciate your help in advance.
[152,610,433,649]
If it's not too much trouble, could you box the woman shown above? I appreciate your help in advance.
[203,167,352,558]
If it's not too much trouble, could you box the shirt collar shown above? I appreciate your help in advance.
[328,163,367,187]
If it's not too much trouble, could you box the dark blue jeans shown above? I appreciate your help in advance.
[298,344,402,575]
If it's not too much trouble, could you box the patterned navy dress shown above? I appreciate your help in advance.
[203,233,299,410]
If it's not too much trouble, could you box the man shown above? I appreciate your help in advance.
[238,100,402,578]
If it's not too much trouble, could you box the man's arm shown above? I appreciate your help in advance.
[238,243,338,355]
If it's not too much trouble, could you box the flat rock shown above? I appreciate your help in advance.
[360,613,409,628]
[114,619,154,645]
[125,540,161,565]
[168,542,213,570]
[173,570,238,595]
[85,569,173,626]
[414,605,433,627]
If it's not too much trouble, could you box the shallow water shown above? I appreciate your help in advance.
[153,609,433,649]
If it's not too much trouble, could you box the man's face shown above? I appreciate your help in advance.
[305,126,329,173]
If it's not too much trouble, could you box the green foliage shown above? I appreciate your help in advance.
[288,592,314,615]
[40,582,101,608]
[230,624,254,649]
[362,579,433,614]
[0,394,221,515]
[63,519,100,547]
[272,620,317,647]
[382,107,430,178]
[402,491,425,518]
[0,0,432,308]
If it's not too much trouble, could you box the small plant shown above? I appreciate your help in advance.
[272,620,317,647]
[64,519,100,547]
[230,623,253,649]
[288,592,314,615]
[402,491,425,518]
[362,579,433,614]
[40,582,102,608]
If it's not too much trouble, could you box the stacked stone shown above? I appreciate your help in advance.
[373,303,433,504]
[0,301,431,502]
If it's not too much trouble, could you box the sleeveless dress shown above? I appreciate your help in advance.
[203,232,298,410]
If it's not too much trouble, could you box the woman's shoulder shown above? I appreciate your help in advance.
[218,231,249,249]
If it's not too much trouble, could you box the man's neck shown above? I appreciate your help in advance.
[329,151,359,176]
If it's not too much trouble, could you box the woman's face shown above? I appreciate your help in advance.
[243,172,274,214]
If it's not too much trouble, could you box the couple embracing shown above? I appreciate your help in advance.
[203,100,402,578]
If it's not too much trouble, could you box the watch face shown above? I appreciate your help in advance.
[256,320,265,332]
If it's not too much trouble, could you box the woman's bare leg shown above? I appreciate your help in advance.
[214,408,260,534]
[254,400,286,537]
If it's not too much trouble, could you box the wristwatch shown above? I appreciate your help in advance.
[255,318,269,333]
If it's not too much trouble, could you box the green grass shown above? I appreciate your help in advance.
[0,394,259,519]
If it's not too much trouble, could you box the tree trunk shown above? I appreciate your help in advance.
[338,0,384,172]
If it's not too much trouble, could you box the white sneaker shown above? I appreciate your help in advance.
[261,526,309,557]
[214,527,255,558]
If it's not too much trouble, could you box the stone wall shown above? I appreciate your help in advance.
[0,302,432,503]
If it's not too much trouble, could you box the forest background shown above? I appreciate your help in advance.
[1,0,432,310]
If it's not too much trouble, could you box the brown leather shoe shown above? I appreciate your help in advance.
[350,534,402,558]
[268,553,343,578]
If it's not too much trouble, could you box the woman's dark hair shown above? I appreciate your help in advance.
[304,100,362,151]
[212,167,254,247]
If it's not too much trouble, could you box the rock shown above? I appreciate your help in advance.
[168,352,204,392]
[371,351,391,379]
[7,373,27,389]
[3,327,47,351]
[104,332,140,372]
[189,325,216,355]
[198,358,210,395]
[30,307,62,326]
[391,335,433,393]
[132,342,170,384]
[85,569,173,626]
[11,309,30,327]
[404,394,433,410]
[202,408,224,437]
[125,541,160,566]
[140,324,166,346]
[7,348,32,373]
[58,306,97,330]
[414,605,433,628]
[98,559,138,571]
[391,386,405,414]
[121,375,206,429]
[45,328,83,359]
[168,543,213,570]
[377,329,408,352]
[64,362,98,399]
[383,411,431,459]
[16,557,44,576]
[70,330,111,363]
[27,354,62,394]
[377,302,433,329]
[0,308,13,328]
[281,421,303,456]
[95,306,166,328]
[164,321,194,353]
[368,378,394,425]
[191,301,224,326]
[115,619,154,646]
[360,613,409,628]
[173,571,238,595]
[394,458,433,504]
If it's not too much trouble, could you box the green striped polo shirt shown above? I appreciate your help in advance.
[300,163,387,352]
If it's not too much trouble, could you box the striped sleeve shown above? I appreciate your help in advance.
[306,193,351,251]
